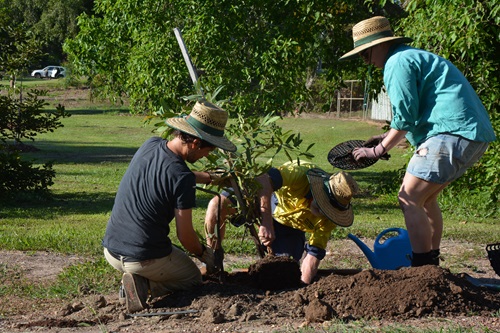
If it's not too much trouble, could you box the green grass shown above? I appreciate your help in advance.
[12,77,66,88]
[1,101,498,256]
[2,109,497,247]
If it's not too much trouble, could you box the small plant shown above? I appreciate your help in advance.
[0,89,70,145]
[150,84,315,228]
[0,86,69,198]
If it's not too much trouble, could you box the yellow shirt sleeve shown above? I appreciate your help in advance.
[272,161,336,250]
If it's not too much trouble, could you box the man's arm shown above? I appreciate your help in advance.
[353,128,408,160]
[255,173,275,246]
[175,208,204,255]
[193,171,211,185]
[380,128,407,151]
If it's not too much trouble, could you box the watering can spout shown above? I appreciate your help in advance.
[347,233,379,267]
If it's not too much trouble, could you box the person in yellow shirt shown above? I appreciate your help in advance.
[204,161,359,284]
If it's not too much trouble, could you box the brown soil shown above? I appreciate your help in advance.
[1,239,499,333]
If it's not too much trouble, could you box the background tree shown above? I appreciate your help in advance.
[64,0,399,115]
[0,11,71,199]
[1,0,94,67]
[0,25,44,84]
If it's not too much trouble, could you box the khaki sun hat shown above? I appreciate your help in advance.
[339,16,413,61]
[165,99,237,152]
[306,168,359,227]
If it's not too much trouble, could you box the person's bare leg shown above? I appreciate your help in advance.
[422,187,447,251]
[204,195,235,249]
[398,173,447,254]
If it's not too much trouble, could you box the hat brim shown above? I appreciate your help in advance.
[166,117,237,152]
[339,36,413,61]
[307,168,354,227]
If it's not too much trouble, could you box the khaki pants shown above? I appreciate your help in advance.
[104,247,202,298]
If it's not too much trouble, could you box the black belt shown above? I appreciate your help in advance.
[107,249,141,262]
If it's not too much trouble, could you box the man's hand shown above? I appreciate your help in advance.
[207,170,232,187]
[197,245,216,274]
[258,225,275,247]
[363,132,388,147]
[352,143,387,161]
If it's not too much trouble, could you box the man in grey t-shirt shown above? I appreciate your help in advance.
[103,99,236,313]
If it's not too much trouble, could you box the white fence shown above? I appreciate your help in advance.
[368,90,392,122]
[335,80,365,118]
[334,80,392,122]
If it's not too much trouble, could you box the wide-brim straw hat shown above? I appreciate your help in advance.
[339,16,413,61]
[307,168,359,227]
[165,99,237,152]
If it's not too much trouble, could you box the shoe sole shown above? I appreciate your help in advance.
[122,273,149,313]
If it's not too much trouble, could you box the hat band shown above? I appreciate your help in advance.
[186,116,224,137]
[354,30,394,48]
[323,180,350,211]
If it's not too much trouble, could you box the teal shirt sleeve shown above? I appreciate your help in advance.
[384,45,496,146]
[384,50,420,136]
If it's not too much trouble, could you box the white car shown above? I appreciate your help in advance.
[31,66,66,79]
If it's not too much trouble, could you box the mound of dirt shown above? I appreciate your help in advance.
[308,266,498,320]
[155,265,499,323]
[248,255,302,290]
[2,247,499,332]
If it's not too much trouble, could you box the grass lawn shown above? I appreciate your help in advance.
[1,103,497,258]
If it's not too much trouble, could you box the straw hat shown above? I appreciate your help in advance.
[339,16,412,61]
[306,169,359,227]
[165,99,237,152]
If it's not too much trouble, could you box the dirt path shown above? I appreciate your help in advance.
[1,240,499,332]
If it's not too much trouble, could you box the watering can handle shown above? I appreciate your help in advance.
[375,227,403,245]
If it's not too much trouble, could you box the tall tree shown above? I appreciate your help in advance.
[2,0,94,66]
[64,0,390,115]
[0,25,44,82]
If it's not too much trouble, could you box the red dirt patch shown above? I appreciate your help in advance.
[1,241,499,332]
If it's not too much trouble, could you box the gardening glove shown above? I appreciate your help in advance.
[362,132,391,160]
[352,143,387,161]
[207,169,232,187]
[363,132,389,147]
[196,244,216,275]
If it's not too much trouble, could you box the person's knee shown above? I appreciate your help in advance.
[208,195,235,211]
[207,196,222,211]
[398,190,411,212]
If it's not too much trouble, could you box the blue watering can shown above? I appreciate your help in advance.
[348,228,412,270]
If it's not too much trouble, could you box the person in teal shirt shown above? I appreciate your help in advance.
[340,16,496,267]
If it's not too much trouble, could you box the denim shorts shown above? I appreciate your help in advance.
[407,134,489,184]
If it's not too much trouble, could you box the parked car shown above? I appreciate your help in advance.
[31,66,66,79]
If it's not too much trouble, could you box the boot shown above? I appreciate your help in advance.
[411,251,434,267]
[122,273,149,313]
[430,249,440,266]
